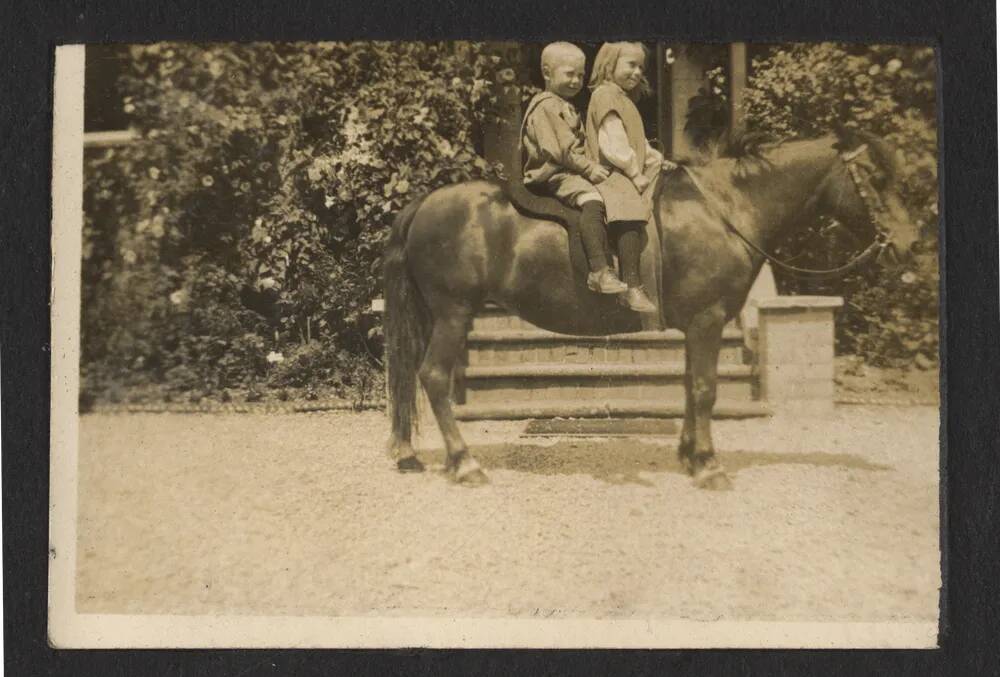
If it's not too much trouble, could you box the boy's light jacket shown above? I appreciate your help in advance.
[520,91,598,186]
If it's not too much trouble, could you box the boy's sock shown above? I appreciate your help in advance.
[614,222,643,287]
[579,201,610,273]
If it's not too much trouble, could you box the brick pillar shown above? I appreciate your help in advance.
[753,296,843,411]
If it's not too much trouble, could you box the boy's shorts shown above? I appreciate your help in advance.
[546,172,603,208]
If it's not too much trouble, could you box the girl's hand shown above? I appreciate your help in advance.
[633,174,651,192]
[588,165,611,183]
[661,159,679,172]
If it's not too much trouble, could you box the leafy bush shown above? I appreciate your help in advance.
[83,42,510,400]
[267,341,384,401]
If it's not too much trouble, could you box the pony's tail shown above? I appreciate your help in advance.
[382,195,431,441]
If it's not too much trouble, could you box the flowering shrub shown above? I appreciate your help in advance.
[82,42,511,400]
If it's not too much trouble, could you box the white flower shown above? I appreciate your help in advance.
[123,102,136,114]
[260,276,277,290]
[324,194,336,208]
[900,272,917,284]
[148,167,160,180]
[276,115,288,126]
[169,289,187,305]
[868,64,881,76]
[266,351,285,364]
[201,175,214,187]
[122,249,137,264]
[886,58,903,73]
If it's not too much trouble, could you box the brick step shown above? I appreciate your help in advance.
[466,328,746,366]
[454,399,772,420]
[459,363,756,404]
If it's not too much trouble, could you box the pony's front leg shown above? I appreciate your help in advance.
[419,311,488,486]
[683,303,733,490]
[678,348,696,472]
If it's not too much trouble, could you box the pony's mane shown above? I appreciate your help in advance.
[677,129,775,168]
[676,127,899,186]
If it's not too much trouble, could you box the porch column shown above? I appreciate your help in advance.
[667,45,705,158]
[728,42,747,135]
[481,42,523,179]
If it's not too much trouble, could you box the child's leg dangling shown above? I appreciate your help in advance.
[580,200,627,294]
[611,221,657,313]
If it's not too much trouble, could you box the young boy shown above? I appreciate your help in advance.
[520,42,627,294]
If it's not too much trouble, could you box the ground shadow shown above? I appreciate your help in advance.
[415,439,891,487]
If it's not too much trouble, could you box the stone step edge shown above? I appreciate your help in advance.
[88,399,386,415]
[462,363,754,379]
[467,328,744,344]
[455,399,772,420]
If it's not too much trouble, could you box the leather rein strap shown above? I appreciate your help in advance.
[679,143,890,281]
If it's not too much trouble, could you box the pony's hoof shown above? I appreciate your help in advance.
[456,468,490,486]
[397,456,425,473]
[693,465,732,491]
[448,455,489,486]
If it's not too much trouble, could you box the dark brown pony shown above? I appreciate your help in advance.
[382,128,917,489]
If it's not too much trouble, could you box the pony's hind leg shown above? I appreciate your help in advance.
[390,433,424,473]
[419,308,487,485]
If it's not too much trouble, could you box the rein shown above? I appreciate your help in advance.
[679,144,890,281]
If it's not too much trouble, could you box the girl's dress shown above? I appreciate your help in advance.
[584,82,663,222]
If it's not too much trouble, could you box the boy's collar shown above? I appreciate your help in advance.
[538,89,568,102]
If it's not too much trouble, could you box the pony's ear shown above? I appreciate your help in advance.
[832,120,863,152]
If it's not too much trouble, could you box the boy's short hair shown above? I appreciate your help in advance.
[540,42,585,73]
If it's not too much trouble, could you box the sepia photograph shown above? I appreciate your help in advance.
[49,38,941,648]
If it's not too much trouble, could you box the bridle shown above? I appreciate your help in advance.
[680,142,895,281]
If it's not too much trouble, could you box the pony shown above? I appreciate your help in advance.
[382,127,918,489]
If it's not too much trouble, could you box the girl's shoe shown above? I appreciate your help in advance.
[587,267,629,294]
[622,286,658,313]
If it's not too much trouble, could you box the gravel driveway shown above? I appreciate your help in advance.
[76,406,940,622]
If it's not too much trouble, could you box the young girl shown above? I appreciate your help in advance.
[585,42,676,313]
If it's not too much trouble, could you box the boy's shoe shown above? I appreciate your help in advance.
[587,267,629,294]
[622,286,658,314]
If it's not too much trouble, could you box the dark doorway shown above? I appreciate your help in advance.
[85,45,131,133]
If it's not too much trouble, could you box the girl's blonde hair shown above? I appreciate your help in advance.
[588,42,652,101]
